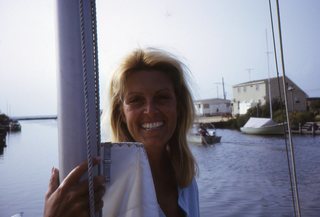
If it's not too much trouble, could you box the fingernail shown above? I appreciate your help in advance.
[51,167,55,175]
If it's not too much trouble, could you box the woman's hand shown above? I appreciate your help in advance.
[43,158,106,217]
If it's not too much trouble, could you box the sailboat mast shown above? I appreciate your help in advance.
[266,29,273,119]
[271,0,302,216]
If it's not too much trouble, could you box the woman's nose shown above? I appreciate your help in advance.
[144,100,158,114]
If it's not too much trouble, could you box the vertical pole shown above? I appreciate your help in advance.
[222,77,226,100]
[275,0,301,216]
[312,123,315,136]
[299,123,302,134]
[266,29,273,119]
[56,0,99,180]
[291,91,294,112]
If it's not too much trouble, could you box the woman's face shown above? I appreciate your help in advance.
[122,70,177,150]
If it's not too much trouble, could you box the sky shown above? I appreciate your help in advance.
[0,0,319,116]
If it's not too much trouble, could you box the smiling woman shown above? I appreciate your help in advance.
[108,48,199,217]
[122,70,178,150]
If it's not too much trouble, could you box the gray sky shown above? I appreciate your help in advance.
[0,0,319,116]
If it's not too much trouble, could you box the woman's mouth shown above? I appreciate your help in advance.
[142,122,164,130]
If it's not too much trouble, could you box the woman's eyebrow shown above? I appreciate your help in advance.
[125,91,142,97]
[155,88,172,93]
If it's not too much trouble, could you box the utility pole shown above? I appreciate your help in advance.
[222,77,226,100]
[246,68,254,81]
[214,77,228,99]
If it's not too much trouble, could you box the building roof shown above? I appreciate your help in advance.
[194,98,231,104]
[232,76,308,97]
[232,76,277,87]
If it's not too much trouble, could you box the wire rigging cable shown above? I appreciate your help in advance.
[268,0,302,216]
[267,0,296,214]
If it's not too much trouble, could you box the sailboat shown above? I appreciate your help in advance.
[240,31,285,136]
[240,117,284,135]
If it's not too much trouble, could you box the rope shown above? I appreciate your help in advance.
[90,0,102,216]
[90,0,102,157]
[268,0,302,216]
[79,0,100,216]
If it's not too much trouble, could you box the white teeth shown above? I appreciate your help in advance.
[142,122,163,130]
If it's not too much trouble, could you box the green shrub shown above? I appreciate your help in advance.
[0,114,10,125]
[291,112,314,127]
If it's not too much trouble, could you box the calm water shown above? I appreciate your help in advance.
[0,121,320,217]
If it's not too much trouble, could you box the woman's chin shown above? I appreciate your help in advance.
[142,140,167,150]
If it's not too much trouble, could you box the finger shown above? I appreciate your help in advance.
[93,175,106,196]
[61,179,105,216]
[95,199,104,212]
[60,176,105,213]
[72,175,106,197]
[94,177,106,211]
[94,187,106,203]
[60,157,100,190]
[94,186,105,204]
[63,199,89,217]
[45,167,60,200]
[95,175,106,188]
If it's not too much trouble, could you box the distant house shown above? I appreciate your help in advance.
[232,76,308,115]
[194,98,232,117]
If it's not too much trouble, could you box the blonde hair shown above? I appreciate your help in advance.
[109,48,197,187]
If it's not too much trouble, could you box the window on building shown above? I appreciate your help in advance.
[237,87,240,93]
[203,104,209,108]
[243,86,246,92]
[256,84,259,90]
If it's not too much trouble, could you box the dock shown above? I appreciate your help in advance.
[194,115,232,123]
[291,122,320,135]
[9,115,57,121]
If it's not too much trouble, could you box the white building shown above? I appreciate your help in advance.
[194,98,232,117]
[232,76,308,115]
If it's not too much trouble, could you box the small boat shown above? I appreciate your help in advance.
[240,117,285,135]
[188,134,222,145]
[11,212,23,217]
[188,123,221,145]
[9,120,21,132]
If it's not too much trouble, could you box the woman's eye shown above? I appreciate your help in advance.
[156,95,171,101]
[127,97,143,104]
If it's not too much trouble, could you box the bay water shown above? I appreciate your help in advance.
[0,121,319,217]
